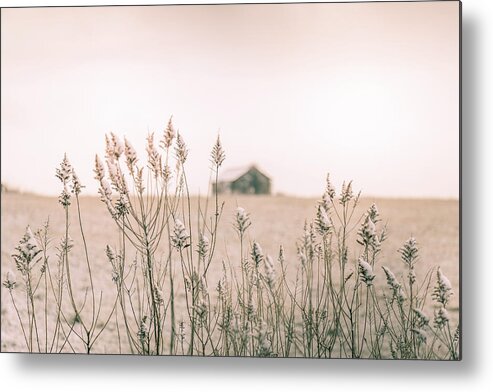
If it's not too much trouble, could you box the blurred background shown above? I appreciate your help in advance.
[1,2,459,198]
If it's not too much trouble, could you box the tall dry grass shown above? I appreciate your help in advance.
[2,118,460,359]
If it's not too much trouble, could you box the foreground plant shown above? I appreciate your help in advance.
[3,117,460,359]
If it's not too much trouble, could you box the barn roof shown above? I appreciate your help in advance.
[217,164,270,183]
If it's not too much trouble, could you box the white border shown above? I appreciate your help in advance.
[1,1,492,391]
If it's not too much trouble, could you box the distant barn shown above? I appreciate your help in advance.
[214,165,271,195]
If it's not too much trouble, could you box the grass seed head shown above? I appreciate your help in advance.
[94,154,105,182]
[251,241,264,267]
[71,168,84,195]
[55,154,72,185]
[357,215,377,248]
[137,316,149,344]
[211,135,226,168]
[146,132,162,179]
[413,308,430,328]
[382,266,398,288]
[432,267,453,306]
[105,133,123,162]
[172,219,189,249]
[434,306,450,329]
[340,181,354,204]
[382,266,405,303]
[315,204,332,236]
[368,203,380,223]
[162,116,176,149]
[175,132,188,166]
[2,271,16,291]
[135,167,145,193]
[124,137,138,174]
[264,255,276,286]
[198,233,210,259]
[99,179,112,201]
[278,245,285,264]
[358,257,375,286]
[325,173,336,200]
[110,132,124,159]
[12,226,41,277]
[399,237,419,267]
[235,207,251,236]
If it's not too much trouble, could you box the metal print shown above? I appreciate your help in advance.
[0,1,461,359]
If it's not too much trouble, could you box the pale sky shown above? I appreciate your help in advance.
[1,2,460,198]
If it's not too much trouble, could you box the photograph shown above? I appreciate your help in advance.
[1,1,460,359]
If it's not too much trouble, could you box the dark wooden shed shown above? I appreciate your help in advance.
[213,165,271,195]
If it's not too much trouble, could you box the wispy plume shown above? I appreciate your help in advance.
[171,219,189,249]
[432,267,453,306]
[251,241,264,268]
[175,132,188,166]
[264,255,276,287]
[315,204,332,236]
[234,207,251,236]
[94,154,105,182]
[124,137,138,175]
[146,132,162,179]
[211,135,226,168]
[358,257,375,286]
[161,116,176,150]
[399,237,419,267]
[56,154,73,206]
